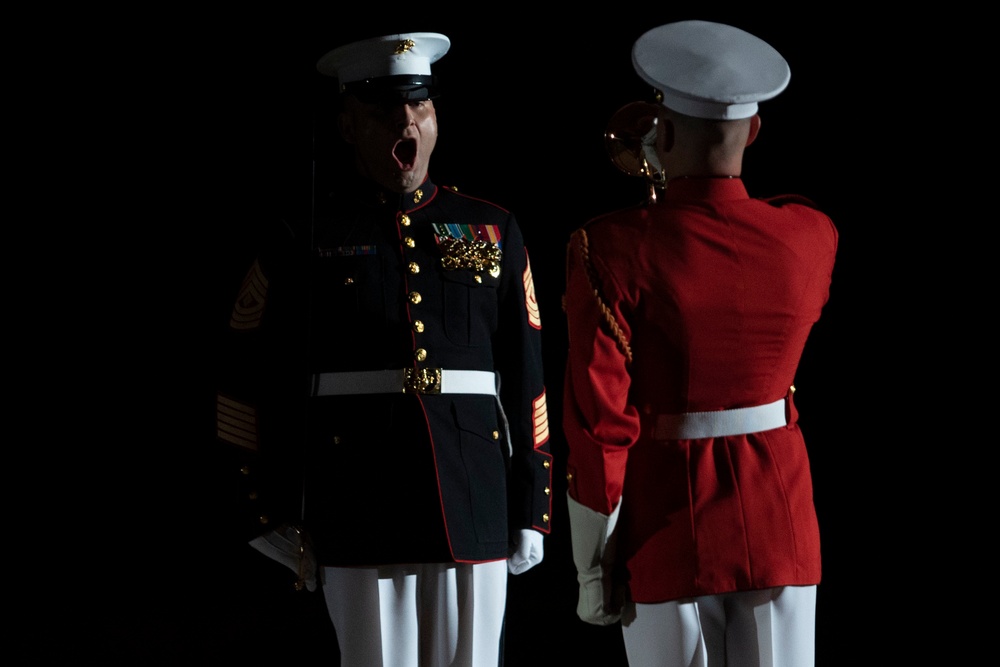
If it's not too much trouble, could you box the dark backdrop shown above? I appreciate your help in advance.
[21,10,940,666]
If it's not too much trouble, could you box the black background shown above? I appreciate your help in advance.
[19,9,949,666]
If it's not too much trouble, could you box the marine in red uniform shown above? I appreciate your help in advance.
[562,21,837,667]
[215,32,551,666]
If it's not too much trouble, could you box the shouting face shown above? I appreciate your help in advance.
[339,96,438,193]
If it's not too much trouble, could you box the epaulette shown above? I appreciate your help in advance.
[762,193,819,209]
[580,200,649,231]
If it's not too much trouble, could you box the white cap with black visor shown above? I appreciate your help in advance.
[316,32,451,104]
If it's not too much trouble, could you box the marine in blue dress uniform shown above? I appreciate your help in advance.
[215,32,550,666]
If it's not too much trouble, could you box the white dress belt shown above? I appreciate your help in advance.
[652,397,787,440]
[311,369,498,397]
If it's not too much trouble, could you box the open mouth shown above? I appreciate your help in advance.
[393,139,417,170]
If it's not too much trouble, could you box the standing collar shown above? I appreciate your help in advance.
[661,176,749,202]
[368,177,438,212]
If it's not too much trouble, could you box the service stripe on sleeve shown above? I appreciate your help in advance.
[216,393,259,450]
[532,390,549,447]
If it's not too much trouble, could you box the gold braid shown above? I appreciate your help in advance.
[574,229,633,365]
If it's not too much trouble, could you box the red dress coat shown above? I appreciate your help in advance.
[563,177,837,603]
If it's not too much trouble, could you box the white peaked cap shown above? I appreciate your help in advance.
[632,20,790,120]
[316,32,451,85]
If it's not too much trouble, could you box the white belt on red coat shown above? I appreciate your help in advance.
[652,397,788,440]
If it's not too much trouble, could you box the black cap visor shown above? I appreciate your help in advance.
[342,74,441,104]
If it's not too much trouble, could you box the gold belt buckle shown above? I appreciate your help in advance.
[403,368,442,394]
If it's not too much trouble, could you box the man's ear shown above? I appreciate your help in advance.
[338,111,355,145]
[745,114,761,147]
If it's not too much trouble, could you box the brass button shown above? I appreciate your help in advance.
[400,213,411,226]
[409,291,422,304]
[408,262,420,274]
[343,277,354,285]
[404,236,415,248]
[492,430,500,440]
[412,320,424,333]
[259,515,270,525]
[474,275,482,283]
[544,487,550,496]
[415,348,427,361]
[333,435,342,445]
[240,465,250,475]
[248,491,257,500]
[790,385,796,393]
[543,460,550,469]
[542,513,549,523]
[566,472,573,482]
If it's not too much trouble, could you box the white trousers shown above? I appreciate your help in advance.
[322,561,507,667]
[621,585,817,667]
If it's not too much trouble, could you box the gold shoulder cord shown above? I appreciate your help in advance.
[574,229,633,365]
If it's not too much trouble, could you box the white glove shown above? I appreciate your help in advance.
[507,529,544,574]
[248,524,317,592]
[567,493,623,625]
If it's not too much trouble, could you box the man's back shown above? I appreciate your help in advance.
[564,20,836,665]
[563,175,836,602]
[571,177,837,415]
